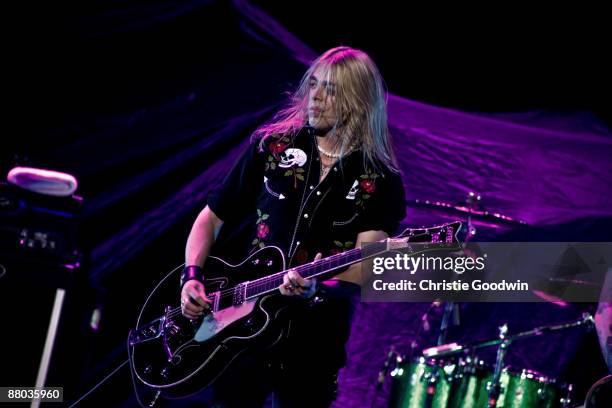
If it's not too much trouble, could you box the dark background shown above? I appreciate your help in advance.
[6,1,610,160]
[254,1,609,117]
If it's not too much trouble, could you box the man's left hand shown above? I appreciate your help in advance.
[279,253,321,298]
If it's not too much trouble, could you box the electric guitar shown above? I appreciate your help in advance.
[129,221,461,398]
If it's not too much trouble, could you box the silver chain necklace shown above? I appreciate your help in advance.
[319,160,333,179]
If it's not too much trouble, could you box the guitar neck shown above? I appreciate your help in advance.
[244,241,389,299]
[242,222,461,300]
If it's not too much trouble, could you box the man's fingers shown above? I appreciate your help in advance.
[288,270,310,288]
[183,311,196,319]
[189,295,208,307]
[183,302,203,314]
[182,296,204,313]
[314,252,323,261]
[283,274,294,290]
[186,288,211,308]
[279,274,296,295]
[287,270,304,286]
[180,281,211,318]
[181,304,199,319]
[278,269,316,298]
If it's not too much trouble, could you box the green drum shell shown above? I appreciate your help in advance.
[390,357,491,408]
[496,369,568,408]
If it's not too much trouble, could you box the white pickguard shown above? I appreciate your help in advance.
[194,299,257,342]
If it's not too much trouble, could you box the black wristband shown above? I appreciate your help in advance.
[180,265,204,289]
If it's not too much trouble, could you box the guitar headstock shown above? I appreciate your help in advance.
[386,221,463,250]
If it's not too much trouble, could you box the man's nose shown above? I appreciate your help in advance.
[311,84,324,101]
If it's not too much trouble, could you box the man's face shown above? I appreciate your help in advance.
[307,66,338,131]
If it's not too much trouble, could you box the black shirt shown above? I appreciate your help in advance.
[208,126,406,266]
[206,126,406,369]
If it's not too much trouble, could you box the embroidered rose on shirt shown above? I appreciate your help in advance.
[360,179,376,194]
[265,135,291,171]
[355,171,379,209]
[269,141,288,155]
[257,223,270,238]
[251,209,270,250]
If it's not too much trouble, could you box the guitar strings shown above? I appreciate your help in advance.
[164,229,446,319]
[165,248,363,318]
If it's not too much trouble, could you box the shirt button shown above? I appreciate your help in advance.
[296,241,301,246]
[333,167,338,172]
[316,191,321,196]
[304,214,309,219]
[309,185,314,190]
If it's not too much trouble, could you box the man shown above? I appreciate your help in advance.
[180,46,406,407]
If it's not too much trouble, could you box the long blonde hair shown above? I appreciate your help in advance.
[254,46,399,173]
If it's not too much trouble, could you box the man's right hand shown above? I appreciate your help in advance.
[181,280,212,319]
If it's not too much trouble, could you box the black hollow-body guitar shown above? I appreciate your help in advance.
[129,222,461,398]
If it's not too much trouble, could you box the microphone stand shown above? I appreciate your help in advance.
[437,301,460,345]
[437,192,479,345]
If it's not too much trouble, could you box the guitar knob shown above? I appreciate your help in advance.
[144,365,153,374]
[266,259,273,267]
[252,258,260,265]
[160,367,170,379]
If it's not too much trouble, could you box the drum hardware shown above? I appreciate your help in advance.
[390,314,594,407]
[423,313,595,359]
[377,346,398,390]
[560,384,573,408]
[437,192,479,346]
[486,323,509,407]
[371,346,400,408]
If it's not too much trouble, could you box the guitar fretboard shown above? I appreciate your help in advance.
[212,222,460,308]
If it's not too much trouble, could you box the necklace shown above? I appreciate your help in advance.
[316,141,357,159]
[320,161,333,180]
[316,143,341,158]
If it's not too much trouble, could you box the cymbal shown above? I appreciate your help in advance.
[408,198,527,228]
[531,277,602,306]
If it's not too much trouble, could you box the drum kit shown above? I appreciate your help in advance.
[388,313,594,408]
[385,193,600,407]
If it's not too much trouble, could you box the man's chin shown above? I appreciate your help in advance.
[308,118,327,130]
[307,122,333,136]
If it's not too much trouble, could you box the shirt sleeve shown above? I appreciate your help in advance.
[357,170,406,236]
[206,138,265,223]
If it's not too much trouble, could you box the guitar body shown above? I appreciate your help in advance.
[130,246,294,398]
